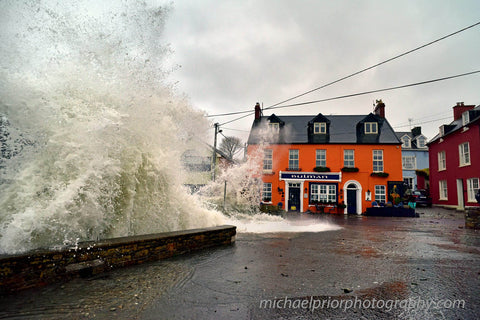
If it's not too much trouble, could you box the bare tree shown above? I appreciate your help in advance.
[219,136,242,160]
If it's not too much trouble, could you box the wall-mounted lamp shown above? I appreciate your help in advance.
[304,188,308,192]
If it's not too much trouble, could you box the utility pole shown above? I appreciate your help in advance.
[211,123,221,181]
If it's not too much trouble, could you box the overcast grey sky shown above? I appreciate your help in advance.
[163,0,480,143]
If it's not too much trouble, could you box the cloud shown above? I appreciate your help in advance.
[164,0,480,141]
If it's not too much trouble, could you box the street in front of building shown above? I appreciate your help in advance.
[1,207,479,319]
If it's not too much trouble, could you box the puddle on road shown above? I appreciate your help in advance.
[0,261,192,319]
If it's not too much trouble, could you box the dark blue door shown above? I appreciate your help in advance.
[347,189,357,214]
[289,188,301,212]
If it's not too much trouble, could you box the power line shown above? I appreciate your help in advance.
[393,111,451,127]
[264,20,480,110]
[213,69,479,127]
[266,70,480,111]
[221,127,251,132]
[219,112,255,126]
[205,21,480,119]
[393,116,453,129]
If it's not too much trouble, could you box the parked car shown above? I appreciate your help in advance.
[412,189,432,207]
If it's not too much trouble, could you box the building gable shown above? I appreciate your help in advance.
[356,113,383,143]
[307,113,331,143]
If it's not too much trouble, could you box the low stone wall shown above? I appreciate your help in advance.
[465,209,480,229]
[0,225,236,293]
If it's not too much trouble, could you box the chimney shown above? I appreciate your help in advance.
[411,126,422,137]
[453,102,475,120]
[374,99,385,118]
[254,102,262,120]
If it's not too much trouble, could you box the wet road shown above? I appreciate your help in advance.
[1,208,479,319]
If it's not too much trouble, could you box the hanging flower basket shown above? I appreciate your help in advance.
[370,172,389,177]
[314,166,331,172]
[341,167,359,172]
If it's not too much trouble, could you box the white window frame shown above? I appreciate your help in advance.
[268,122,279,132]
[343,150,355,168]
[365,122,378,134]
[438,151,446,171]
[459,142,470,167]
[416,136,426,148]
[263,149,273,172]
[439,180,448,200]
[467,178,479,203]
[401,135,411,148]
[310,184,337,203]
[262,183,272,202]
[374,185,386,204]
[402,156,417,170]
[462,111,470,126]
[289,149,299,170]
[373,150,384,172]
[403,177,414,190]
[315,149,326,167]
[314,122,327,134]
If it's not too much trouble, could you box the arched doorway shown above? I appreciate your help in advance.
[344,180,362,215]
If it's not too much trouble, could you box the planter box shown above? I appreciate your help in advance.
[365,207,418,217]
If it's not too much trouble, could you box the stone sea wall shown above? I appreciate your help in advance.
[0,225,236,293]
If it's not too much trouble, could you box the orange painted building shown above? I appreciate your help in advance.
[247,101,403,214]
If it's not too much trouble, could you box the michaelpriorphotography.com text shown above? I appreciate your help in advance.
[259,296,466,313]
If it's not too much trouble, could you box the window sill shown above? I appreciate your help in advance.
[263,170,275,175]
[459,163,471,168]
[286,168,301,171]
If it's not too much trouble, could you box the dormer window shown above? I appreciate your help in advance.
[365,122,378,134]
[268,122,279,132]
[313,122,327,134]
[439,126,445,137]
[462,111,470,126]
[417,136,426,148]
[401,135,411,148]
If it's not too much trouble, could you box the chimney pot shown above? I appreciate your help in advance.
[374,99,385,118]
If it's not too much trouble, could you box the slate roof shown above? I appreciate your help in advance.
[428,105,480,144]
[247,113,401,145]
[395,131,427,150]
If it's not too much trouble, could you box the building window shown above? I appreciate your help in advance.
[268,122,279,132]
[375,185,386,204]
[403,177,414,190]
[459,142,470,167]
[402,156,416,170]
[344,150,355,168]
[365,122,378,134]
[438,151,446,171]
[315,149,326,167]
[467,178,479,202]
[439,180,448,200]
[417,136,426,148]
[314,122,327,134]
[373,150,384,172]
[263,149,272,171]
[462,111,470,126]
[262,183,272,202]
[401,136,411,148]
[311,184,337,203]
[289,149,299,170]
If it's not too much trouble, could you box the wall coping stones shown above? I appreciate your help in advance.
[0,225,236,293]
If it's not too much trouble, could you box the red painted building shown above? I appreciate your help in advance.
[427,102,480,209]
